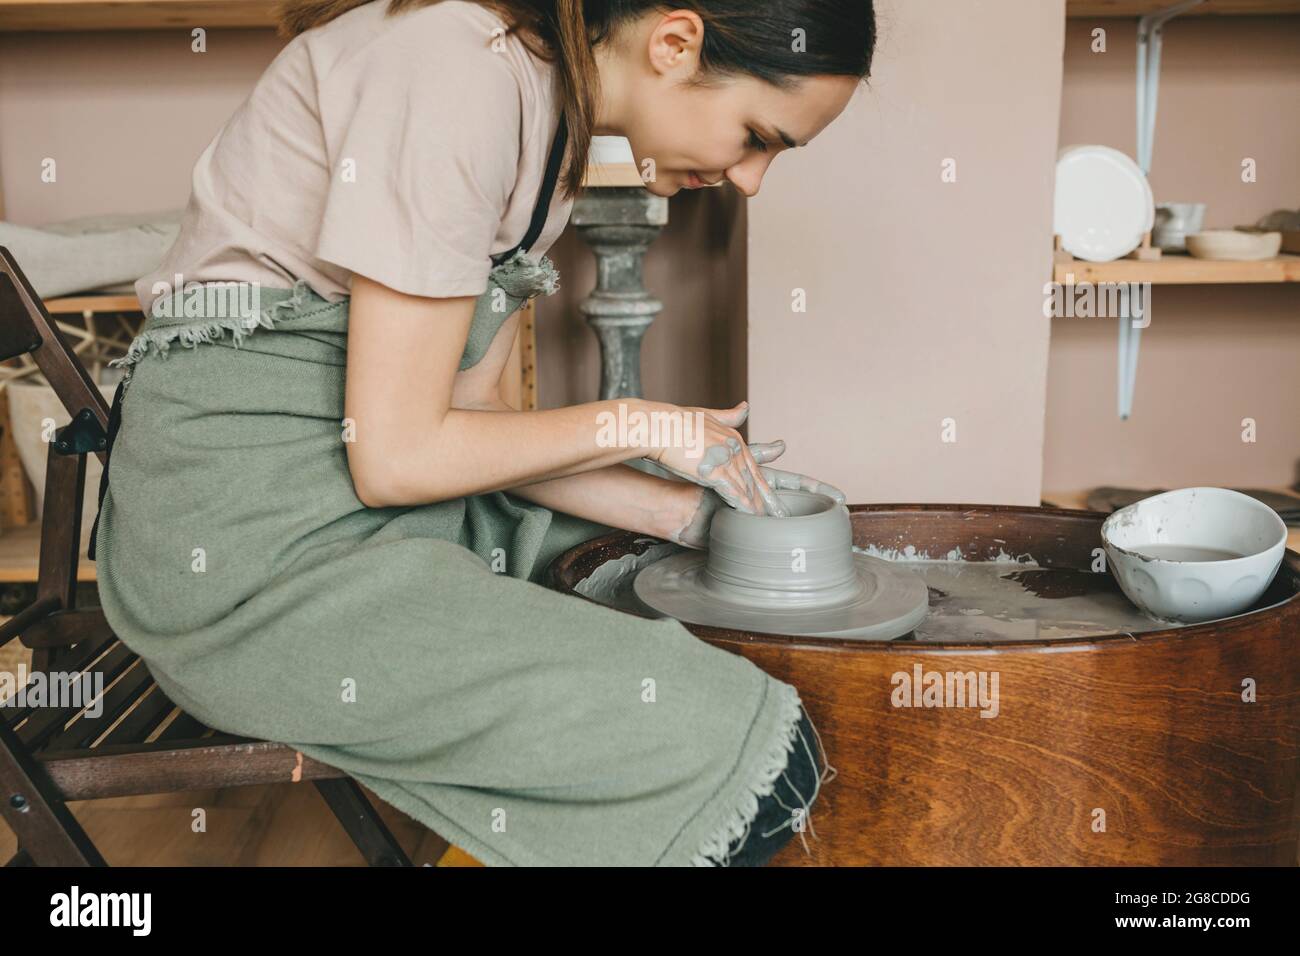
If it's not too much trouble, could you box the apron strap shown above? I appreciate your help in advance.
[491,111,569,267]
[87,375,128,561]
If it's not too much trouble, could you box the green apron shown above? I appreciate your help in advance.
[90,116,806,867]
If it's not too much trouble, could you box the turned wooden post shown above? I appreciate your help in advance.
[571,188,668,400]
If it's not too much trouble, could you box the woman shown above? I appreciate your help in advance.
[93,0,875,866]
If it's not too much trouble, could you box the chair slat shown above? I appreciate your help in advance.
[45,629,118,682]
[94,682,176,748]
[41,657,153,752]
[16,641,136,750]
[39,738,343,801]
[1,631,117,731]
[153,710,209,743]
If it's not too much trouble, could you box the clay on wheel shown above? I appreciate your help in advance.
[633,490,930,640]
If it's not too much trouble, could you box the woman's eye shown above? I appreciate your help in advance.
[747,129,769,152]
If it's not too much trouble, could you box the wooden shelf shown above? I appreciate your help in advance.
[0,0,276,31]
[1054,253,1300,285]
[42,293,142,314]
[581,162,645,189]
[1043,489,1300,553]
[1068,0,1300,16]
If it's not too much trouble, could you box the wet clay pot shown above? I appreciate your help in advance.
[632,490,930,639]
[547,504,1300,866]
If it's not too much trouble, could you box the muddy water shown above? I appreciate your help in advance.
[575,542,1178,642]
[1127,544,1244,562]
[886,559,1171,642]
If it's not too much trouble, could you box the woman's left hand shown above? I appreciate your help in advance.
[755,464,847,505]
[666,444,848,550]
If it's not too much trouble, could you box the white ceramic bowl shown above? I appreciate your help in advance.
[1152,201,1206,251]
[1102,487,1287,624]
[1185,229,1282,261]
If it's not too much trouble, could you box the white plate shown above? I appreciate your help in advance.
[1054,145,1154,262]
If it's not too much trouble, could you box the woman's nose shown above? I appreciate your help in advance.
[726,153,774,198]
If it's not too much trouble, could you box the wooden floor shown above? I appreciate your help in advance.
[0,640,481,866]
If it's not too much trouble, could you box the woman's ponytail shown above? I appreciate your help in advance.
[549,0,599,199]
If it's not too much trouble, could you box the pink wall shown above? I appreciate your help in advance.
[1045,15,1300,492]
[0,29,284,222]
[745,0,1066,506]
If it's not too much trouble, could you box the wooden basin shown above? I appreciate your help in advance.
[547,504,1300,866]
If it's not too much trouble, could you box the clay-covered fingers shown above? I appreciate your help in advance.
[649,404,792,516]
[671,488,723,550]
[759,466,848,505]
[657,428,752,513]
[746,440,786,465]
[736,441,788,517]
[689,401,749,429]
[708,436,764,515]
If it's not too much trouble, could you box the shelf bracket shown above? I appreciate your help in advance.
[1116,283,1152,420]
[1120,0,1203,418]
[1136,0,1203,176]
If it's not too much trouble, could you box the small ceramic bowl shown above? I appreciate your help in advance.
[1152,201,1206,252]
[1102,487,1287,624]
[1185,229,1282,261]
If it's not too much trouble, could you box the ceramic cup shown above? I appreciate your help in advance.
[702,490,863,609]
[1152,202,1207,252]
[1101,487,1287,624]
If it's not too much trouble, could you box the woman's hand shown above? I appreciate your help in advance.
[754,465,848,504]
[667,469,849,550]
[649,401,792,517]
[644,398,847,546]
[667,486,725,549]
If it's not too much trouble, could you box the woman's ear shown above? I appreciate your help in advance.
[644,9,705,78]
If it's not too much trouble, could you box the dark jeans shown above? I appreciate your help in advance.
[726,706,825,866]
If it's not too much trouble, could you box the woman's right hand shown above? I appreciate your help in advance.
[648,401,790,517]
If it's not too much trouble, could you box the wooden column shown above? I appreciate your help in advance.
[571,188,669,401]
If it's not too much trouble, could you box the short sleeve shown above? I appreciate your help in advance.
[312,18,523,298]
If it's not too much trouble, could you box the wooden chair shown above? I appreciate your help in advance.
[0,247,435,866]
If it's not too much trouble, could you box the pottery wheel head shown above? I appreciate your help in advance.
[634,491,930,639]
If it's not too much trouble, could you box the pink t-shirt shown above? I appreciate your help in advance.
[137,0,574,313]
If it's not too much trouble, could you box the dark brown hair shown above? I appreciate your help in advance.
[276,1,877,199]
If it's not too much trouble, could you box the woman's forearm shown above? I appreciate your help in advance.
[506,462,700,540]
[345,279,681,507]
[354,397,669,507]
